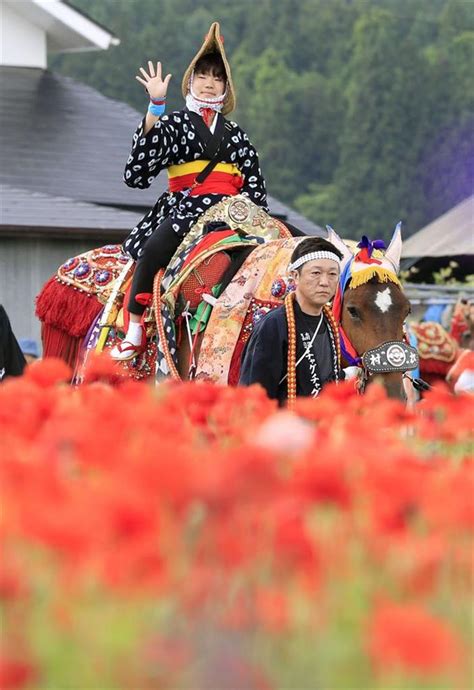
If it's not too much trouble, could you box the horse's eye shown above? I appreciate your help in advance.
[347,306,360,319]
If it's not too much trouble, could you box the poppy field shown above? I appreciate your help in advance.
[0,357,472,689]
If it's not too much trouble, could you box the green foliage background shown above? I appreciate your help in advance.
[53,0,473,240]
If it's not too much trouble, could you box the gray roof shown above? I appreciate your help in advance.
[402,196,474,258]
[0,184,142,236]
[0,66,322,236]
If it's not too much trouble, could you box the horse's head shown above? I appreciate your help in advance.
[327,224,417,399]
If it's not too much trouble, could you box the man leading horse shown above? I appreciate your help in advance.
[239,237,343,405]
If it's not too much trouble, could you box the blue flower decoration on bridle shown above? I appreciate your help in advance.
[354,236,387,265]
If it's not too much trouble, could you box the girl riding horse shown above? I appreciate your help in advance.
[111,22,268,361]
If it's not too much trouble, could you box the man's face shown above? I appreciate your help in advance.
[193,70,226,98]
[292,259,339,309]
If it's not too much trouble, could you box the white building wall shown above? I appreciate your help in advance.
[0,237,100,349]
[0,2,47,68]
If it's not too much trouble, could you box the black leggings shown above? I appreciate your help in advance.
[128,217,183,315]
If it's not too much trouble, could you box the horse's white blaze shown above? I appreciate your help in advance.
[375,287,392,313]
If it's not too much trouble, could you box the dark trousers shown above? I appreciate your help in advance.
[128,217,183,315]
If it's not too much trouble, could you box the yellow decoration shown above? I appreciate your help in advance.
[349,266,400,290]
[168,161,240,177]
[95,326,110,353]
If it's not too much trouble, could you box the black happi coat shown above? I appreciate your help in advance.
[0,305,26,382]
[122,109,268,259]
[239,301,339,404]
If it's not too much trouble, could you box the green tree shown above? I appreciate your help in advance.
[51,0,473,236]
[233,47,342,203]
[307,9,431,240]
[418,0,474,220]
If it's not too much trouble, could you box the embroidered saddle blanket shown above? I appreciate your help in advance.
[412,321,458,364]
[38,195,294,382]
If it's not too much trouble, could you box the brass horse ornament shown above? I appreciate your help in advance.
[36,197,418,399]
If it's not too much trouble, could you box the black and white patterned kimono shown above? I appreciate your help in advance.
[239,301,341,404]
[0,305,26,381]
[122,109,268,260]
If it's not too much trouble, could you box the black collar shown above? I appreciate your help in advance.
[294,300,326,324]
[185,108,226,157]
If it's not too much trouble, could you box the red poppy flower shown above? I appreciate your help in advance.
[0,555,28,601]
[23,357,71,386]
[0,655,37,690]
[255,586,289,632]
[290,449,352,509]
[368,600,464,674]
[82,351,128,385]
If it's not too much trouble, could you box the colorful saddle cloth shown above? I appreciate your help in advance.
[36,245,133,340]
[154,230,264,379]
[152,195,292,379]
[56,245,132,298]
[194,237,299,385]
[74,196,292,382]
[411,321,458,374]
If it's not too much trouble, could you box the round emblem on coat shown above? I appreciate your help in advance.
[228,198,250,224]
[386,344,407,368]
[73,262,91,279]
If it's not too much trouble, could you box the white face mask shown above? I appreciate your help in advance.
[185,72,227,117]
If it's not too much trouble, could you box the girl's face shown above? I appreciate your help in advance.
[193,70,226,98]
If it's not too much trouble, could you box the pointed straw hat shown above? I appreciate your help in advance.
[181,21,236,115]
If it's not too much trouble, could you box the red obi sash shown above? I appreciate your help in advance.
[167,161,243,197]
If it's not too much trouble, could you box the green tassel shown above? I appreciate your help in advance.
[190,284,222,335]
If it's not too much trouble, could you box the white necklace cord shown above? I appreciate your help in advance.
[279,312,324,385]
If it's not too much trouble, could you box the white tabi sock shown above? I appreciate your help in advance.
[125,321,143,346]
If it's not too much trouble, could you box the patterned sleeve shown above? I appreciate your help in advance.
[234,127,268,212]
[123,114,178,190]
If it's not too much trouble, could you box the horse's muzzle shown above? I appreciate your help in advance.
[362,340,419,374]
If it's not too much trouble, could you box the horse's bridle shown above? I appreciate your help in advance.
[361,338,419,393]
[339,320,420,393]
[333,254,420,394]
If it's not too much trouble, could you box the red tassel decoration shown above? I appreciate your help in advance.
[36,277,102,338]
[40,322,81,372]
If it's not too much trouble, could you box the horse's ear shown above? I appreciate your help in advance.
[325,225,353,269]
[384,222,402,273]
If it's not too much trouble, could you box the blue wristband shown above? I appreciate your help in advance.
[148,102,166,116]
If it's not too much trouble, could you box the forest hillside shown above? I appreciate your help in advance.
[53,0,474,240]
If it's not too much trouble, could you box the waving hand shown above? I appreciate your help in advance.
[136,61,172,100]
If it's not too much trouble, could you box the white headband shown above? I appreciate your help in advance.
[288,251,341,272]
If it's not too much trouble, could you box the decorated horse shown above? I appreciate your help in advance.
[412,321,461,385]
[408,319,472,394]
[36,196,418,399]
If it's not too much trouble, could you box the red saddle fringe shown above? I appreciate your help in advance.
[36,277,102,338]
[36,277,103,369]
[40,323,81,372]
